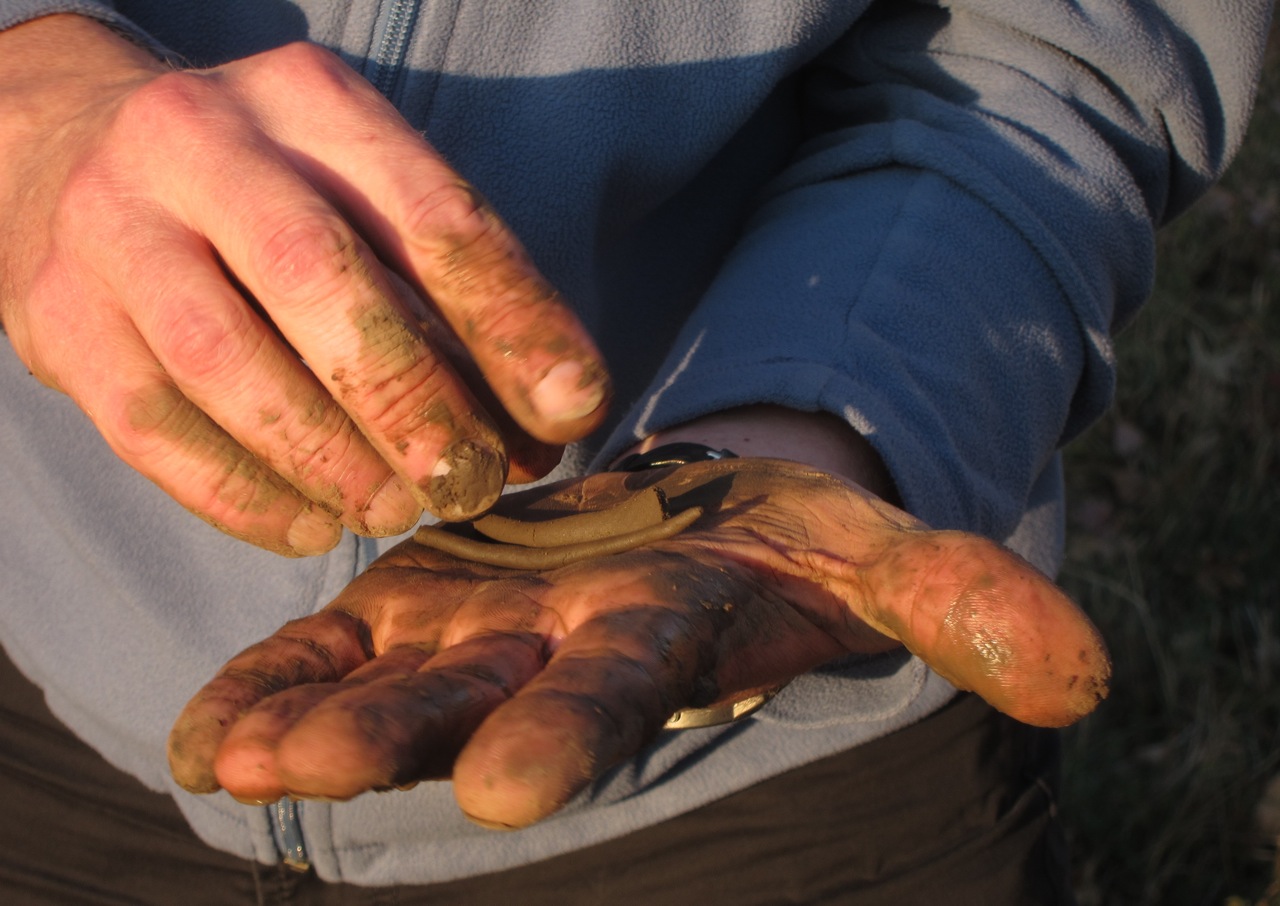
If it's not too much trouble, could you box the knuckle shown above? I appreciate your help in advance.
[153,303,259,382]
[282,415,360,486]
[54,74,232,239]
[109,382,202,461]
[402,181,501,258]
[194,448,286,524]
[112,70,220,141]
[252,213,360,300]
[265,41,349,86]
[52,157,134,244]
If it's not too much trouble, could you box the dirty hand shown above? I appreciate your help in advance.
[0,15,609,555]
[168,457,1110,829]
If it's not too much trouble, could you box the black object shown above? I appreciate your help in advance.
[612,442,738,472]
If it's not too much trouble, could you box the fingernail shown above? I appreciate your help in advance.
[362,474,422,536]
[422,439,506,521]
[530,361,606,424]
[287,506,343,556]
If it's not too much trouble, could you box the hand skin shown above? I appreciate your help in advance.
[168,406,1111,829]
[0,14,610,555]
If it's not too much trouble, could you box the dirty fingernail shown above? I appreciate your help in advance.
[287,506,343,556]
[362,474,421,536]
[422,439,506,521]
[530,361,607,424]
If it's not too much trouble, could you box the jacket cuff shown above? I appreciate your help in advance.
[599,167,1089,541]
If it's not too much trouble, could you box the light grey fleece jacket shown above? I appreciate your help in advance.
[0,0,1272,887]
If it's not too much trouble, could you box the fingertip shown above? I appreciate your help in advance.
[453,742,582,830]
[937,585,1112,728]
[452,701,602,830]
[357,473,423,536]
[213,739,287,805]
[1036,633,1112,727]
[167,724,222,795]
[528,360,609,439]
[287,505,344,555]
[419,438,507,521]
[505,440,565,484]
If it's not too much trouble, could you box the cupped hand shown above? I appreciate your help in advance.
[0,16,609,555]
[167,457,1110,829]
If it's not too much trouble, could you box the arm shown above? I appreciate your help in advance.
[600,0,1274,542]
[164,1,1267,830]
[0,13,611,554]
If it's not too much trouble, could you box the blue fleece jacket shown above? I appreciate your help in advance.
[0,0,1272,886]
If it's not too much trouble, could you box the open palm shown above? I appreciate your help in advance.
[168,458,1109,828]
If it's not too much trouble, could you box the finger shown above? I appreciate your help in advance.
[856,531,1111,727]
[450,548,844,829]
[394,273,564,483]
[167,611,371,793]
[110,222,424,536]
[229,45,612,444]
[211,684,342,804]
[213,645,436,803]
[451,604,718,829]
[268,632,546,801]
[635,457,1110,726]
[200,177,508,522]
[123,70,508,521]
[58,315,345,555]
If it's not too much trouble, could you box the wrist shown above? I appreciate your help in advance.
[0,15,165,326]
[616,404,901,507]
[0,14,164,140]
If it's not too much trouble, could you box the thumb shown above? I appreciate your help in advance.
[857,530,1110,727]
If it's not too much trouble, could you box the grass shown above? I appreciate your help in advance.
[1059,24,1280,906]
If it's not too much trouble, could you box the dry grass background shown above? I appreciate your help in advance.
[1059,24,1280,906]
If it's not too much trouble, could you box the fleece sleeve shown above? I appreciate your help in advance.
[0,1,146,38]
[600,0,1273,541]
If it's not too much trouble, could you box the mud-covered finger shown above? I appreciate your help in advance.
[167,611,372,793]
[400,294,564,484]
[225,48,611,445]
[270,632,546,800]
[136,98,508,521]
[451,601,732,829]
[110,227,423,536]
[75,340,345,555]
[211,646,438,802]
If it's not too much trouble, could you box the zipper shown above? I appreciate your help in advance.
[266,0,436,875]
[271,798,310,871]
[368,0,423,101]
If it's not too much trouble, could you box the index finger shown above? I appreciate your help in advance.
[189,167,512,521]
[239,46,612,444]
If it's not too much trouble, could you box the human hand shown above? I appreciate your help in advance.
[167,457,1110,829]
[0,16,609,555]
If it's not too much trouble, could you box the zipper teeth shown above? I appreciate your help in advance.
[372,0,420,98]
[274,799,310,871]
[268,0,422,873]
